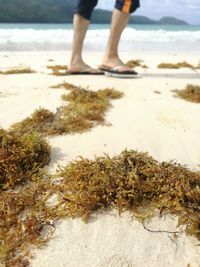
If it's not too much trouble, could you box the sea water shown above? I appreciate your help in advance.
[0,23,200,52]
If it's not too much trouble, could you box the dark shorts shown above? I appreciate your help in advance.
[75,0,140,20]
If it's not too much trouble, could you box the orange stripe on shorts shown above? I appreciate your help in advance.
[122,0,132,13]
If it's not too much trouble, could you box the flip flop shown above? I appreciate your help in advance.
[99,65,138,78]
[66,67,104,75]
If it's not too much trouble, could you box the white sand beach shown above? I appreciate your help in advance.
[0,51,200,267]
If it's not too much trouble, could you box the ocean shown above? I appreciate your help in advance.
[0,23,200,52]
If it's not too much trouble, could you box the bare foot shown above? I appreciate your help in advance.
[101,56,131,72]
[69,59,102,74]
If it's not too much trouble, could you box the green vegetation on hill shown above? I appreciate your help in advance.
[0,0,189,24]
[129,15,158,25]
[0,0,74,23]
[158,16,188,25]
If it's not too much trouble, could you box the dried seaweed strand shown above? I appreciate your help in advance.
[142,220,182,234]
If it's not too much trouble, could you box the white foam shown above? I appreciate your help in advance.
[0,28,200,51]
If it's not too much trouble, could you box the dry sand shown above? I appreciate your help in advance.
[0,51,200,267]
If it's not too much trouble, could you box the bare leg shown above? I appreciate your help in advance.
[69,14,89,71]
[69,14,101,73]
[102,8,130,70]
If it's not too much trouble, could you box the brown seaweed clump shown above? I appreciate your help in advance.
[0,180,55,267]
[10,85,124,136]
[57,150,200,240]
[0,128,51,189]
[47,65,68,76]
[0,129,52,266]
[172,84,200,103]
[1,148,200,266]
[157,61,199,70]
[0,67,35,75]
[10,108,57,136]
[126,59,148,69]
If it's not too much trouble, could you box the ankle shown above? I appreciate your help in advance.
[70,55,83,66]
[102,54,123,65]
[103,52,119,61]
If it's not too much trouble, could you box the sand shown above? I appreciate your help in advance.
[0,51,200,267]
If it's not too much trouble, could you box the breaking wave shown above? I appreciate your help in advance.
[0,27,200,51]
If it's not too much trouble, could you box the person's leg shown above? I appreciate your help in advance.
[69,14,90,72]
[102,0,140,70]
[102,8,129,69]
[69,0,101,73]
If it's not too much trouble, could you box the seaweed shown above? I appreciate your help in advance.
[126,59,148,69]
[50,82,79,90]
[0,68,35,75]
[1,82,200,266]
[154,90,161,95]
[172,84,200,103]
[47,65,68,76]
[10,85,124,136]
[0,129,52,266]
[57,150,200,240]
[1,141,200,266]
[0,128,51,189]
[157,61,199,70]
[10,108,57,136]
[0,179,55,267]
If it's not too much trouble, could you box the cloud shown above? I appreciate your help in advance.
[96,0,200,24]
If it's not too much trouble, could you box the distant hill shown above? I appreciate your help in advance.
[129,15,158,25]
[0,0,74,23]
[0,0,189,25]
[158,16,188,25]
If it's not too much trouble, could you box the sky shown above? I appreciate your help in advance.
[96,0,200,25]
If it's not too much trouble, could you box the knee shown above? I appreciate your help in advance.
[115,0,140,14]
[75,0,98,20]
